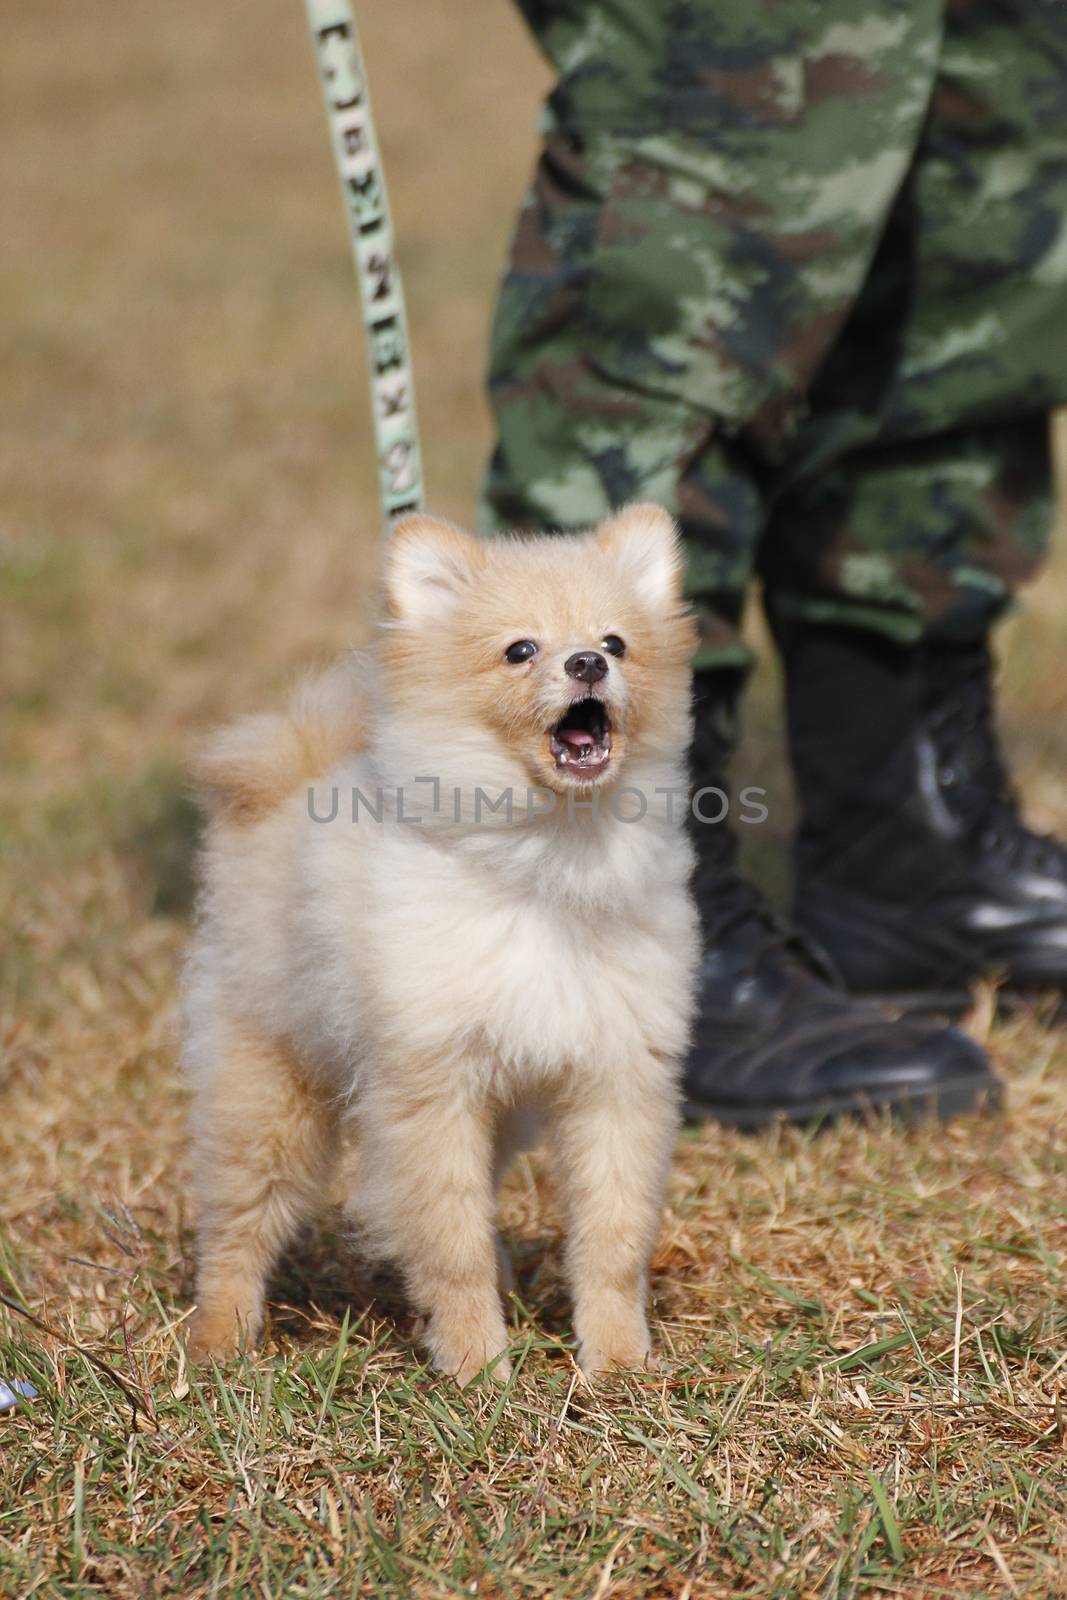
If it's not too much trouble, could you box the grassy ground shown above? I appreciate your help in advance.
[3,3,1067,1594]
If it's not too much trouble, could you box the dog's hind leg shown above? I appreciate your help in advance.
[551,1056,678,1375]
[186,1022,339,1358]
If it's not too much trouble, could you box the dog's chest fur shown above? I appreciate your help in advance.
[289,784,696,1095]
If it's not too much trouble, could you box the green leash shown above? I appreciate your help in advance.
[304,0,425,528]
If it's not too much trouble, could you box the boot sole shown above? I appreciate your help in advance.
[800,889,1067,1023]
[856,987,974,1022]
[683,1072,1002,1131]
[855,984,1067,1025]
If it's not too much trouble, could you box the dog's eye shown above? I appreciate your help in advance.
[504,639,538,664]
[601,635,626,658]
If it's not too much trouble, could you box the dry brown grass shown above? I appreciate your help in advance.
[3,4,1067,1595]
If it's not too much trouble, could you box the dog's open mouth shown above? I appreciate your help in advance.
[548,698,613,775]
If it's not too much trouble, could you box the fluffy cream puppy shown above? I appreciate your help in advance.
[182,504,699,1384]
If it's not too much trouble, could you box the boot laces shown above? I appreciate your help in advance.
[689,668,839,978]
[693,818,837,976]
[927,643,1066,876]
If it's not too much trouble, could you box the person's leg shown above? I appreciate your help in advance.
[486,0,995,1122]
[760,0,1067,1004]
[486,0,951,666]
[770,417,1067,1007]
[765,413,1053,868]
[481,121,760,674]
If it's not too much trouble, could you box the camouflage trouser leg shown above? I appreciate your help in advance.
[484,0,1067,668]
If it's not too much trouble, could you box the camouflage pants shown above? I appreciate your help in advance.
[484,0,1067,668]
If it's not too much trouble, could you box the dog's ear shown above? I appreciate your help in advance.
[595,503,684,609]
[384,514,483,622]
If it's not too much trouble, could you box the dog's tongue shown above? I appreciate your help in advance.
[557,728,596,751]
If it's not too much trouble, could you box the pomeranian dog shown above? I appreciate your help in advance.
[182,503,699,1383]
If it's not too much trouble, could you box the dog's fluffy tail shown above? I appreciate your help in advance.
[192,654,371,824]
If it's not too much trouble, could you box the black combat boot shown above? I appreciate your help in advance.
[786,627,1067,1012]
[683,670,997,1126]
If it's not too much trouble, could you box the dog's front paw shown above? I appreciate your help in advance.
[579,1340,656,1376]
[427,1315,513,1388]
[577,1304,654,1376]
[187,1305,259,1362]
[448,1347,514,1389]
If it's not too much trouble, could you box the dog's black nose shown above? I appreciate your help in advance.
[564,650,608,684]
